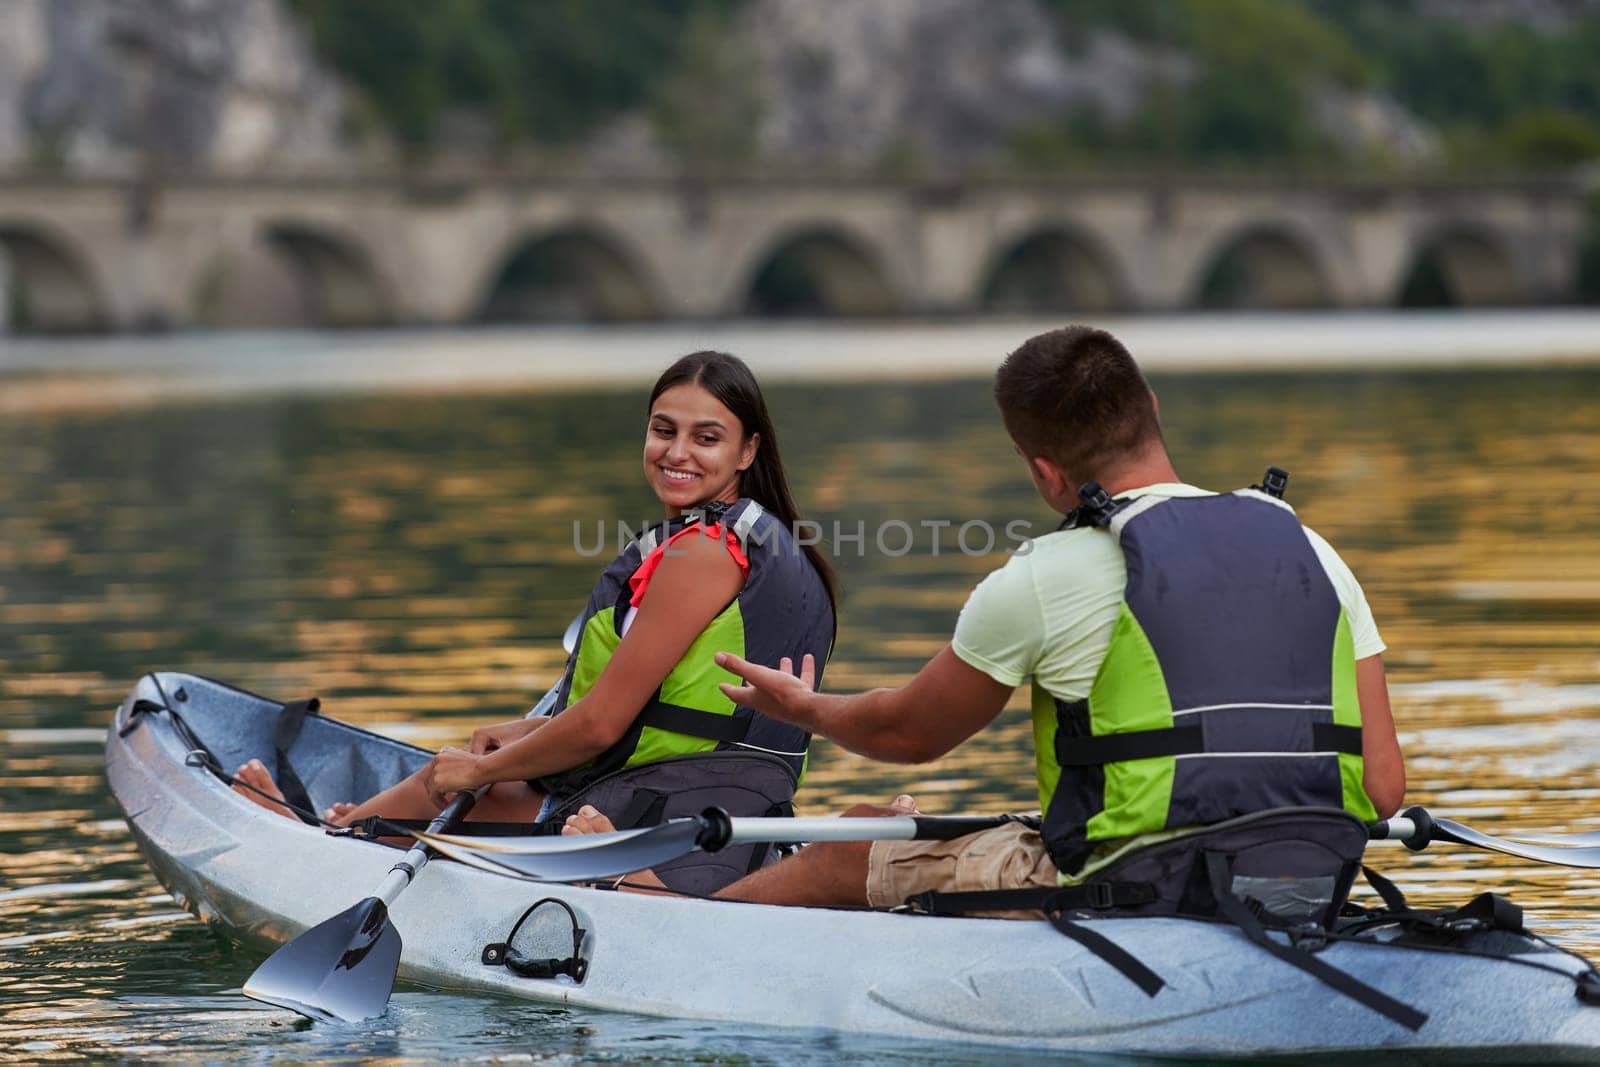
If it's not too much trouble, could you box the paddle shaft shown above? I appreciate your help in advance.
[375,789,481,906]
[1371,815,1422,845]
[716,814,1015,847]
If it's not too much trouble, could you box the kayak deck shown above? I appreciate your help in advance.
[104,671,1600,1058]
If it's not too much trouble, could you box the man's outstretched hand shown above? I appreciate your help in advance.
[715,651,818,727]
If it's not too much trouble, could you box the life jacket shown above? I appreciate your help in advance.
[536,497,834,800]
[1038,471,1377,876]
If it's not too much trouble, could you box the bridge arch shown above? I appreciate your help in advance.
[979,226,1128,313]
[741,226,900,317]
[478,225,661,323]
[0,222,107,332]
[1191,224,1334,309]
[192,221,394,327]
[1396,224,1524,307]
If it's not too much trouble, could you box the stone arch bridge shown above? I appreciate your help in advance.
[0,172,1588,331]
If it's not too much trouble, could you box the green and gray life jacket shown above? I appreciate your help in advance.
[1038,478,1377,876]
[537,497,834,801]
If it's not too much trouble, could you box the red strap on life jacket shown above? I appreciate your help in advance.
[628,522,750,608]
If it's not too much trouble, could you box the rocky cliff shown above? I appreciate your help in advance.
[0,0,357,174]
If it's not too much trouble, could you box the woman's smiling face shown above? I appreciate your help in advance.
[644,382,758,515]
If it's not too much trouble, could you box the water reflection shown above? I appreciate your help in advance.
[2,363,1599,1058]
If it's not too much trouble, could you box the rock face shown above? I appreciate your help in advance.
[741,0,1185,168]
[4,0,1590,176]
[4,0,355,174]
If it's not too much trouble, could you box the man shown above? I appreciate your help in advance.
[577,325,1405,913]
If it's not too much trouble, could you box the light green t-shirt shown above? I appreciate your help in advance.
[952,483,1385,703]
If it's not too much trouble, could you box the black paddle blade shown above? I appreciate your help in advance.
[420,817,708,883]
[243,897,402,1023]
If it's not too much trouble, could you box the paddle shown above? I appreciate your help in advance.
[417,804,1600,885]
[243,788,482,1021]
[419,812,1018,883]
[244,616,582,1022]
[1372,805,1600,868]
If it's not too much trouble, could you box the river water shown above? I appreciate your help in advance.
[2,323,1600,1062]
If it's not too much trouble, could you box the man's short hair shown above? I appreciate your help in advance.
[994,326,1163,482]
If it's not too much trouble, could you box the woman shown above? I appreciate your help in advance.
[234,351,836,891]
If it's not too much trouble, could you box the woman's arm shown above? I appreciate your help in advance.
[433,531,746,796]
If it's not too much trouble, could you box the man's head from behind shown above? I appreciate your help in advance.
[994,326,1166,509]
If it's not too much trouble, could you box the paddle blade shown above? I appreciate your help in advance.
[418,817,707,883]
[244,897,402,1023]
[1432,818,1600,869]
[1504,828,1600,847]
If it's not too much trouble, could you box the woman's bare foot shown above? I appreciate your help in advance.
[231,759,299,820]
[561,804,618,835]
[561,805,668,891]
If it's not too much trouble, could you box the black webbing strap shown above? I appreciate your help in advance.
[1358,867,1521,935]
[1205,852,1427,1031]
[1046,912,1166,997]
[1057,722,1363,768]
[1310,723,1364,755]
[1361,864,1411,913]
[273,698,322,826]
[908,881,1158,916]
[1451,892,1524,933]
[1056,725,1202,766]
[637,700,751,744]
[616,789,667,829]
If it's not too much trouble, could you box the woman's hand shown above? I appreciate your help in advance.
[423,747,485,808]
[469,717,545,755]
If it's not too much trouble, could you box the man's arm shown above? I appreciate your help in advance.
[715,645,1014,763]
[1357,654,1405,817]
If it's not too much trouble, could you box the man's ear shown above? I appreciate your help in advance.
[1029,454,1071,499]
[1150,390,1161,418]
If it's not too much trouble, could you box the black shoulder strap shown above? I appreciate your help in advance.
[273,698,322,826]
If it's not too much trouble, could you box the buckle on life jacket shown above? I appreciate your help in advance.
[1253,466,1290,499]
[1062,481,1119,529]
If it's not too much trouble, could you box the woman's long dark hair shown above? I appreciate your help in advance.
[649,351,838,616]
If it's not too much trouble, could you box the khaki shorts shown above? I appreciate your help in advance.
[865,820,1057,920]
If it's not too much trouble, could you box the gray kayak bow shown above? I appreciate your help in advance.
[245,617,581,1023]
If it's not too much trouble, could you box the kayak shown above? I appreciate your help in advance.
[105,671,1600,1058]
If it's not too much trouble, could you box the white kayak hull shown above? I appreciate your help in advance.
[105,672,1600,1058]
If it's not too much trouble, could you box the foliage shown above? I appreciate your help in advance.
[288,0,745,152]
[1578,195,1600,305]
[647,7,763,167]
[1027,0,1600,172]
[287,0,1600,173]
